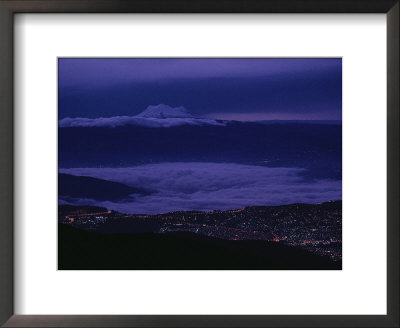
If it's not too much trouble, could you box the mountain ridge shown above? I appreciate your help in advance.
[59,173,151,201]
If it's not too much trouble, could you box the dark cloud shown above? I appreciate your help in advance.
[59,163,341,214]
[59,58,341,87]
[58,58,342,120]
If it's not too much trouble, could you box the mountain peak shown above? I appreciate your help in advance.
[136,104,194,119]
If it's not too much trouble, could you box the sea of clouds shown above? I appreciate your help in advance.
[59,162,342,215]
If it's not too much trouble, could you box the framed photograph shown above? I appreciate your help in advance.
[0,0,398,327]
[58,57,343,271]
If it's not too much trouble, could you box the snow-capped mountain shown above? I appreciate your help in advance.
[135,104,194,119]
[59,104,226,128]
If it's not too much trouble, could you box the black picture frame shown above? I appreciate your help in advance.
[0,1,398,327]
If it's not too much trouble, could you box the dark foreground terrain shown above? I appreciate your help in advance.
[58,224,341,270]
[59,201,342,261]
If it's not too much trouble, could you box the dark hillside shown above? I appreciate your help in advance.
[59,173,150,201]
[59,224,341,270]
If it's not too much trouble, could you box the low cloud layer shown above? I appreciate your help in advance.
[59,104,226,128]
[58,116,226,128]
[59,163,342,214]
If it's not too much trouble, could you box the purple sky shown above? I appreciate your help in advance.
[58,58,342,121]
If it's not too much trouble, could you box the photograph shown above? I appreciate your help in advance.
[58,58,342,270]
